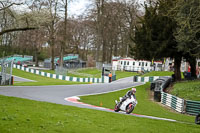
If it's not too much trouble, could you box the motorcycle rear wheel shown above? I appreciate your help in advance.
[195,114,200,125]
[126,103,134,114]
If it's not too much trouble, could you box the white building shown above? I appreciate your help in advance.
[112,57,200,74]
[112,57,163,72]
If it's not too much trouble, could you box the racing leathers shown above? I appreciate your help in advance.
[118,90,136,107]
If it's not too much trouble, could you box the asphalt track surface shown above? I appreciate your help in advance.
[0,76,181,122]
[13,75,35,82]
[0,76,142,108]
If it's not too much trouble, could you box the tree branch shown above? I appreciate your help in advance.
[0,2,22,12]
[0,27,38,36]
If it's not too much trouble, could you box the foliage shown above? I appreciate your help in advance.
[132,0,183,81]
[172,0,200,57]
[168,0,200,77]
[133,1,177,60]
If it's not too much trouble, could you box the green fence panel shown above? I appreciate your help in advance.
[102,76,104,83]
[171,96,177,110]
[112,75,116,81]
[141,77,144,82]
[149,77,154,82]
[70,77,73,81]
[162,93,167,105]
[135,76,138,82]
[186,100,200,115]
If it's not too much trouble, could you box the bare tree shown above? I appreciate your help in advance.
[42,0,60,70]
[87,0,140,63]
[0,1,37,36]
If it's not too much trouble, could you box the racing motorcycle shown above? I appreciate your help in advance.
[114,95,137,114]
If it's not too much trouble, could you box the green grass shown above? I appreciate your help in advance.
[80,83,195,123]
[0,95,199,133]
[43,68,138,80]
[42,68,101,78]
[12,68,87,86]
[78,68,102,78]
[142,71,184,79]
[171,80,200,101]
[142,71,174,77]
[42,70,89,78]
[115,71,138,80]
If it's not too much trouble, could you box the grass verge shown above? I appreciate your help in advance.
[12,68,87,86]
[0,95,199,133]
[42,70,88,78]
[142,71,174,77]
[115,71,138,80]
[171,80,200,101]
[142,71,184,79]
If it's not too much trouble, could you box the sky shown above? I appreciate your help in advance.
[68,0,91,16]
[12,0,145,16]
[11,0,91,17]
[68,0,146,16]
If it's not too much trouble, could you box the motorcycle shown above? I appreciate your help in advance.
[114,95,137,114]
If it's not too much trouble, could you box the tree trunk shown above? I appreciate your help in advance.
[35,49,39,67]
[59,45,64,67]
[51,39,55,70]
[114,39,118,56]
[102,39,107,63]
[109,40,114,63]
[96,44,100,62]
[174,56,182,81]
[188,57,197,78]
[59,0,68,67]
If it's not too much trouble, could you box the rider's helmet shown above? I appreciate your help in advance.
[132,88,136,93]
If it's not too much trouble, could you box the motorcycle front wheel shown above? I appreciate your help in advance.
[114,104,120,112]
[126,103,134,114]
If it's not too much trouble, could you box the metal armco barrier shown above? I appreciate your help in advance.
[134,75,200,115]
[161,92,184,113]
[186,100,200,115]
[133,76,160,82]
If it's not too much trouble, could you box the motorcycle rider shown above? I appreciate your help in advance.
[118,88,136,107]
